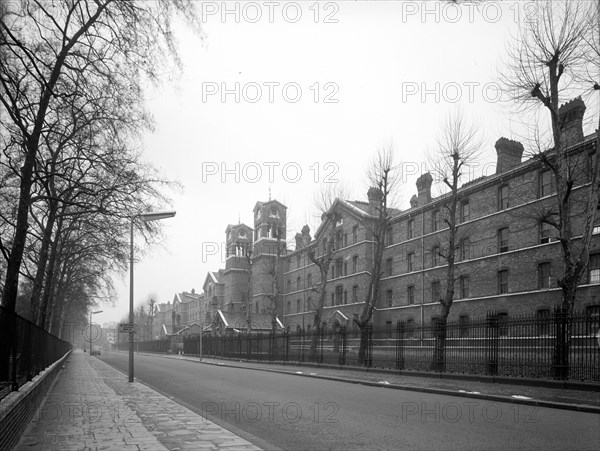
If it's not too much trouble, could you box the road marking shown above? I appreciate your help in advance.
[511,395,533,400]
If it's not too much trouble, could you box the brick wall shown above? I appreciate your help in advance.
[0,351,70,450]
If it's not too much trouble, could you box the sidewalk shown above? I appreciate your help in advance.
[162,354,600,414]
[16,350,262,451]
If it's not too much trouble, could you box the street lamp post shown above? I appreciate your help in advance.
[129,210,176,382]
[89,310,103,355]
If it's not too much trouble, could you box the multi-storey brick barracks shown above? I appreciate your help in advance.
[157,98,599,337]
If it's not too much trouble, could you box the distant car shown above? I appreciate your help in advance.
[91,346,101,356]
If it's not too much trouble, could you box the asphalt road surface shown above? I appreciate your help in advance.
[99,351,599,450]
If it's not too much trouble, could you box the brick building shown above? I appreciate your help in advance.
[167,98,598,337]
[284,98,599,333]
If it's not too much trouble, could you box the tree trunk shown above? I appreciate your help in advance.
[432,304,451,372]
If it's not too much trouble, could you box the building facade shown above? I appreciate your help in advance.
[156,98,599,337]
[283,98,599,332]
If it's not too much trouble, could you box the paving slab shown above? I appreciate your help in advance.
[16,350,262,450]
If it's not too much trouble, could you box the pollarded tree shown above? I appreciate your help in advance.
[500,0,599,379]
[354,145,400,365]
[427,112,482,371]
[307,183,347,361]
[500,0,599,318]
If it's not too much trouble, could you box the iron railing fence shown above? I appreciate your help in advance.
[131,308,600,382]
[0,306,72,401]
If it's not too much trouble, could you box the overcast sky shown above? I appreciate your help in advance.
[96,1,596,325]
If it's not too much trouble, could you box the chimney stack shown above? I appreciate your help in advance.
[559,97,586,148]
[367,187,383,215]
[410,194,418,208]
[495,137,524,174]
[416,173,433,206]
[301,225,311,244]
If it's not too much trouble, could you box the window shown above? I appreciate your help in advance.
[335,286,343,305]
[459,276,469,299]
[539,170,555,197]
[335,258,343,278]
[331,293,334,306]
[307,297,312,310]
[287,279,291,291]
[538,262,552,289]
[335,231,343,249]
[590,254,600,284]
[296,253,301,265]
[343,262,348,276]
[386,290,393,308]
[353,225,358,244]
[460,200,470,222]
[352,285,358,303]
[498,270,509,294]
[537,309,551,335]
[540,222,554,244]
[498,227,509,253]
[407,252,414,272]
[343,233,348,247]
[498,185,509,210]
[307,273,312,288]
[460,238,471,260]
[431,246,440,267]
[352,255,358,273]
[287,301,291,313]
[343,290,347,305]
[407,219,414,239]
[432,210,440,231]
[431,281,441,302]
[386,258,393,276]
[296,299,300,313]
[407,285,415,305]
[297,277,301,291]
[386,226,394,246]
[459,315,470,338]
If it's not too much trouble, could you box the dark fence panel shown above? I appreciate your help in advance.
[132,308,600,382]
[0,306,72,401]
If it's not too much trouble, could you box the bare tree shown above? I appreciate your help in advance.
[306,183,347,361]
[427,112,482,371]
[243,243,254,333]
[500,0,599,314]
[0,0,200,314]
[264,234,286,333]
[353,145,400,365]
[500,0,599,378]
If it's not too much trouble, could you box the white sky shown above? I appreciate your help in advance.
[95,1,595,325]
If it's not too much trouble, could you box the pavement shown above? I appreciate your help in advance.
[161,353,600,414]
[15,349,261,451]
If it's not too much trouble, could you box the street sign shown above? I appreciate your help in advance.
[119,323,137,333]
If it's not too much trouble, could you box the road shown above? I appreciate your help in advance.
[99,351,599,450]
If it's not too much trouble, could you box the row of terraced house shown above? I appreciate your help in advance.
[151,98,600,339]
